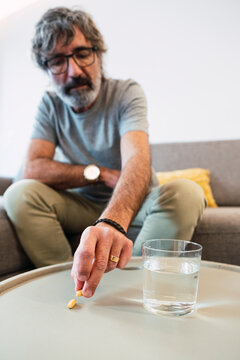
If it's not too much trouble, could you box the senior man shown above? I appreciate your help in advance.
[4,7,205,297]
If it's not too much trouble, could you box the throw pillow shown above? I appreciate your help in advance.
[156,168,217,207]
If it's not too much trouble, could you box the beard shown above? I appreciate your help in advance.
[52,70,102,109]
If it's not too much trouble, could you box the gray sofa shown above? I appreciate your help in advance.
[0,139,239,281]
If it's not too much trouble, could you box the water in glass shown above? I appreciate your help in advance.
[143,256,200,316]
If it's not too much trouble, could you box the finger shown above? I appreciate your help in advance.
[75,278,84,292]
[74,227,97,282]
[71,264,84,291]
[117,239,133,269]
[106,243,122,271]
[82,241,109,297]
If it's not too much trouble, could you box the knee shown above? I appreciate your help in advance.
[4,179,47,222]
[161,178,206,222]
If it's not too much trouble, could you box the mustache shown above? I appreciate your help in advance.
[64,76,93,94]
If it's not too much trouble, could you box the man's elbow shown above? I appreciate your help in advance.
[22,162,36,179]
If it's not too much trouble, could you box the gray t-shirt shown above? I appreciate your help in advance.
[32,78,158,202]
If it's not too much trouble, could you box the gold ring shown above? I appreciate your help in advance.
[109,254,120,263]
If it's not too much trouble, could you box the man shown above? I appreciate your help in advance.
[4,7,205,298]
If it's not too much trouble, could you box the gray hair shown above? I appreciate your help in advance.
[32,7,107,70]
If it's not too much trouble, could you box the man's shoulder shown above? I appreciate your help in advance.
[105,78,142,92]
[41,90,62,105]
[103,78,145,105]
[38,90,66,115]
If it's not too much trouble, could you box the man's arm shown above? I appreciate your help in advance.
[23,139,120,189]
[71,130,152,297]
[100,130,152,230]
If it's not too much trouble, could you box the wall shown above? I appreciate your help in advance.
[0,0,239,176]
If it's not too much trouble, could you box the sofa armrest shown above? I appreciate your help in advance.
[0,177,13,195]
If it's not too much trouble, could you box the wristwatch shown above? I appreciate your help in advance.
[83,164,101,183]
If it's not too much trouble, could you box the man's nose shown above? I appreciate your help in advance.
[67,57,84,77]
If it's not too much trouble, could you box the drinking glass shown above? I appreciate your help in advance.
[142,239,202,316]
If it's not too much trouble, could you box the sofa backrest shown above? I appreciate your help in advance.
[150,139,240,206]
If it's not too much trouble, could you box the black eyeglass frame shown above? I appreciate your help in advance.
[44,46,98,75]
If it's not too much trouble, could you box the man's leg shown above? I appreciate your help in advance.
[3,180,105,267]
[131,179,206,255]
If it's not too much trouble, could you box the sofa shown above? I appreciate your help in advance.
[0,139,240,281]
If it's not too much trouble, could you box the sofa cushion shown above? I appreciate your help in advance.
[151,140,240,206]
[156,168,217,207]
[191,207,240,266]
[0,177,12,196]
[0,197,34,277]
[195,207,240,234]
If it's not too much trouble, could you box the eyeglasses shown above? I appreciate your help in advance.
[44,46,98,75]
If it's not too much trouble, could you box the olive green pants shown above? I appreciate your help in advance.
[3,179,206,267]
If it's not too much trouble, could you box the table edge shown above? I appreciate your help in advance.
[1,258,239,295]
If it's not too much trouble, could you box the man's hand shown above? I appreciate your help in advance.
[100,168,121,189]
[71,224,133,297]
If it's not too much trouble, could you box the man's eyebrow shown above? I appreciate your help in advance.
[52,46,90,57]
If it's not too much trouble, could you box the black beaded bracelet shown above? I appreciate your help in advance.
[92,218,127,237]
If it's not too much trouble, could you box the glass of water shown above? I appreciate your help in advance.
[142,239,202,316]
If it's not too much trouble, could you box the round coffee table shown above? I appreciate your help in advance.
[0,258,239,360]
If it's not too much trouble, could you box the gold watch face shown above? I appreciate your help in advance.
[84,165,100,181]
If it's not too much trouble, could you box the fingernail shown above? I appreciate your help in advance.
[78,275,87,281]
[84,289,93,297]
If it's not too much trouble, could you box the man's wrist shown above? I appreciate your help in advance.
[83,164,100,183]
[92,218,127,237]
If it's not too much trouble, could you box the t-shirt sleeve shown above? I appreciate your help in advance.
[31,92,58,145]
[118,80,148,137]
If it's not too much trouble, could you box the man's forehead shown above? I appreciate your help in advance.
[54,27,90,53]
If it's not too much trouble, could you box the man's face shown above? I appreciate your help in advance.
[47,27,102,111]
